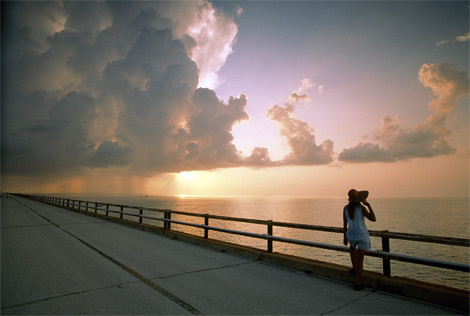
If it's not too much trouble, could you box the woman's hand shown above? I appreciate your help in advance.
[362,200,376,222]
[343,236,348,246]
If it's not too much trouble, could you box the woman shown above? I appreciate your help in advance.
[343,189,376,290]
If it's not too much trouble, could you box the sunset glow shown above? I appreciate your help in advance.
[1,1,468,198]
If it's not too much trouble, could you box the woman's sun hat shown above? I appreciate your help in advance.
[348,189,369,203]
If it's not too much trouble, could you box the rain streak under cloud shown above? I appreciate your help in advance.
[1,1,469,195]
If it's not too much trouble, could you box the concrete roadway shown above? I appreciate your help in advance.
[1,196,462,315]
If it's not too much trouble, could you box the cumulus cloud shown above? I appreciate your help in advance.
[1,1,247,178]
[3,0,339,185]
[339,63,469,163]
[266,80,335,165]
[243,147,274,167]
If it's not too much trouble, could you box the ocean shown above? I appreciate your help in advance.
[65,195,469,290]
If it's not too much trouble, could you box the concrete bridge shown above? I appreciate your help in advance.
[1,195,465,315]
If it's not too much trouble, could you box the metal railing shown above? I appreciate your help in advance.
[19,194,470,277]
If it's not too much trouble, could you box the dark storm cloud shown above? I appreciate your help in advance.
[1,1,266,177]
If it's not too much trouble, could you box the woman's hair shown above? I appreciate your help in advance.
[346,201,361,220]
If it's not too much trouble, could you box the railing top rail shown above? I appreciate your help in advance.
[164,212,469,247]
[25,194,469,247]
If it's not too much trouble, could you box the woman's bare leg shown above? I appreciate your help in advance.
[355,249,366,287]
[349,246,356,271]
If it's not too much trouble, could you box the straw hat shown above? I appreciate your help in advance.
[348,189,369,203]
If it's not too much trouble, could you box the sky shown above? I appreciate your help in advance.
[1,0,469,198]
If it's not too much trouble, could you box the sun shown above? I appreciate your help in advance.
[175,171,201,197]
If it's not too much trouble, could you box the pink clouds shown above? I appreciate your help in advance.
[288,78,324,105]
[266,80,335,165]
[418,63,469,117]
[339,63,469,162]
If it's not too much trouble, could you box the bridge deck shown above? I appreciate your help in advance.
[1,196,462,315]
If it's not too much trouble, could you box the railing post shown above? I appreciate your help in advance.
[78,200,81,210]
[164,211,171,230]
[267,220,273,253]
[204,214,209,239]
[106,204,109,216]
[382,230,391,277]
[67,199,70,207]
[139,208,143,224]
[86,201,89,212]
[120,206,123,219]
[95,202,98,214]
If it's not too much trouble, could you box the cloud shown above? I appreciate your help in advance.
[435,39,449,47]
[339,63,469,163]
[455,32,470,42]
[266,80,335,165]
[182,1,240,89]
[287,78,324,105]
[1,1,248,178]
[90,141,132,168]
[242,147,276,167]
[3,1,467,194]
[436,31,469,46]
[3,1,333,185]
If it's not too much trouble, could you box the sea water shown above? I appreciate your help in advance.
[68,195,469,290]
